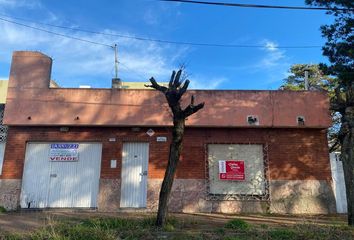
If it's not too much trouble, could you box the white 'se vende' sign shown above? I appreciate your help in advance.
[49,143,79,161]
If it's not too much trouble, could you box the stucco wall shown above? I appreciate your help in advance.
[1,178,336,214]
[0,179,21,210]
[98,179,121,211]
[4,51,331,128]
[97,179,335,214]
[150,179,335,214]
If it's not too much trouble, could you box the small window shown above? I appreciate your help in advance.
[297,116,305,126]
[207,144,266,196]
[247,115,259,125]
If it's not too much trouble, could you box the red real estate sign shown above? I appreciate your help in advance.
[218,160,245,180]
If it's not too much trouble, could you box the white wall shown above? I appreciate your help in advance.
[330,152,348,213]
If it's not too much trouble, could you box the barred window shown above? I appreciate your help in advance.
[207,144,266,196]
[0,104,7,175]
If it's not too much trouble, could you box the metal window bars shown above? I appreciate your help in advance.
[204,143,270,201]
[0,105,8,143]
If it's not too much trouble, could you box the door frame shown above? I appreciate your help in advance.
[120,142,149,208]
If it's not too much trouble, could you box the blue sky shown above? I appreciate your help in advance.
[0,0,333,89]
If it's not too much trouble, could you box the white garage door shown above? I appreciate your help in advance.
[20,142,102,208]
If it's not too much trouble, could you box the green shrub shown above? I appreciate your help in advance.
[0,206,7,213]
[215,227,225,235]
[0,233,23,240]
[83,217,130,229]
[268,228,296,240]
[163,223,175,232]
[225,219,250,231]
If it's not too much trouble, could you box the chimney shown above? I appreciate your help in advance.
[112,78,122,89]
[9,51,52,89]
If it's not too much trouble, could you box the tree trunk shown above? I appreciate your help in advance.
[156,119,185,227]
[341,107,354,226]
[146,69,204,227]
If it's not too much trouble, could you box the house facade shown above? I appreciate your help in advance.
[0,51,335,213]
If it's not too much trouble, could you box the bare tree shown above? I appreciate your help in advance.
[146,69,205,227]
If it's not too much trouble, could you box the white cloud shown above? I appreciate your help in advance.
[0,0,194,87]
[259,40,286,68]
[189,76,227,89]
[0,0,41,9]
[0,16,189,87]
[264,41,277,52]
[218,39,289,74]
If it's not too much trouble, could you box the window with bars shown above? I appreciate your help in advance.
[206,144,269,201]
[0,104,7,175]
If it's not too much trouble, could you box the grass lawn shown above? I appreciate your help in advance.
[0,213,353,240]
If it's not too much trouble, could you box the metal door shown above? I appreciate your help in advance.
[120,142,149,208]
[20,143,50,208]
[20,142,102,208]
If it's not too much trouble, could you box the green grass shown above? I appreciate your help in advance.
[267,228,296,240]
[224,219,250,231]
[0,216,353,240]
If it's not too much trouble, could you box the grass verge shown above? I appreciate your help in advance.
[0,216,353,240]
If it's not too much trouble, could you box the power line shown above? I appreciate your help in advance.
[118,61,147,80]
[0,14,322,49]
[0,17,113,48]
[0,17,154,81]
[161,0,354,11]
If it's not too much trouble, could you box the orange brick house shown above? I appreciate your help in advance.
[0,51,335,213]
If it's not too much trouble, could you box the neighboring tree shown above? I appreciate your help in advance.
[146,70,204,227]
[280,64,335,91]
[280,64,340,152]
[305,0,354,225]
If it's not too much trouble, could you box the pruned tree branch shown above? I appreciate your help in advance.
[183,102,205,118]
[169,71,176,88]
[173,70,183,89]
[145,77,168,93]
[148,70,203,118]
[178,80,190,98]
[183,95,205,117]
